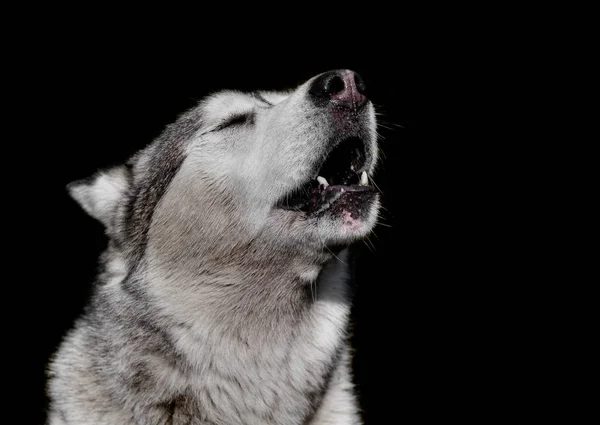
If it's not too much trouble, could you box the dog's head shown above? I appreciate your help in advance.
[69,70,380,272]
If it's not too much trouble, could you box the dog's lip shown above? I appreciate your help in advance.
[305,182,377,216]
[312,180,376,208]
[275,169,376,212]
[321,184,374,193]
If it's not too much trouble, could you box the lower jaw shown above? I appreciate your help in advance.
[309,186,377,218]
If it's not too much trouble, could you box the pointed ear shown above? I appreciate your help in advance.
[67,165,130,229]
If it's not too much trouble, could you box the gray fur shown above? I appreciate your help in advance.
[47,71,380,425]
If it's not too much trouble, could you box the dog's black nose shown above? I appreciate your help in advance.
[309,70,367,110]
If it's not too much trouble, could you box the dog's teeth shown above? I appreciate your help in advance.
[317,176,329,187]
[359,171,368,186]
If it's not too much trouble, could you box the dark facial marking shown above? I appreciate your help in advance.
[123,108,203,266]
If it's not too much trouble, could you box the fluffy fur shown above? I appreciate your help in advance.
[47,70,381,425]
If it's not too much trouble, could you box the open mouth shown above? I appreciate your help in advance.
[277,136,376,214]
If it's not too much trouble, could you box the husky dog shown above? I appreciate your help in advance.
[47,70,381,425]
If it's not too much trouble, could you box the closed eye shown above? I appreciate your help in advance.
[215,112,254,131]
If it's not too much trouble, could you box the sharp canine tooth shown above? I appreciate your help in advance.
[360,171,368,186]
[317,176,329,187]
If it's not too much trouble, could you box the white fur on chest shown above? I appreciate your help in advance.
[148,253,352,424]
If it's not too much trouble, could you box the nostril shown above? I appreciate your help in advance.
[354,73,367,97]
[326,75,345,96]
[310,71,346,99]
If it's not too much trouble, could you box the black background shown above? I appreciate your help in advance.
[12,21,522,425]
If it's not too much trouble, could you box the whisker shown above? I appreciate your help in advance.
[379,121,406,130]
[377,123,398,131]
[365,236,377,252]
[326,246,344,263]
[369,176,383,193]
[375,130,387,141]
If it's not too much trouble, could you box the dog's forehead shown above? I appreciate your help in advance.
[203,91,255,117]
[201,90,292,119]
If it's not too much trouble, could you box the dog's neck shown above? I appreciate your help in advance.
[119,246,353,335]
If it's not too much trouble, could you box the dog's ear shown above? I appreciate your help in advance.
[67,165,130,228]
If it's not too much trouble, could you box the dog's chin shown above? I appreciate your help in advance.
[272,188,380,248]
[310,190,380,245]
